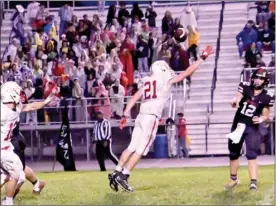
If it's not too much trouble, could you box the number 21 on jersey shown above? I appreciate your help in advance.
[144,80,157,100]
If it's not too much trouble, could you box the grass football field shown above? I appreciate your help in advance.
[9,165,275,205]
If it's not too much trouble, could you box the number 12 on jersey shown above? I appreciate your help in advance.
[144,80,157,100]
[241,102,256,117]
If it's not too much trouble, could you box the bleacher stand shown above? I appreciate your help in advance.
[1,1,198,125]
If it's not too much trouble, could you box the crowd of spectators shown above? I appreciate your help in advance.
[236,1,275,69]
[1,1,198,123]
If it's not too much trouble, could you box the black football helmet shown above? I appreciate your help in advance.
[250,68,269,90]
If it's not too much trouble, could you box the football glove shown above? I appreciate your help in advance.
[200,46,214,60]
[119,116,127,130]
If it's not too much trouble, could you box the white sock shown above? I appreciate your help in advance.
[122,168,130,175]
[5,197,13,205]
[33,180,40,191]
[115,165,123,172]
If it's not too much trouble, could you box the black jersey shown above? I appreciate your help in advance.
[233,82,274,127]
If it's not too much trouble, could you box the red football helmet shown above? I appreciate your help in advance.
[173,28,188,43]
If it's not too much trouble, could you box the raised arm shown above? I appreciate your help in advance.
[22,88,57,112]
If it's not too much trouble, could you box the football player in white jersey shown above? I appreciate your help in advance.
[0,81,57,205]
[108,46,213,192]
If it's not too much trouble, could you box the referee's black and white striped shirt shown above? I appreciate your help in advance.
[93,119,111,141]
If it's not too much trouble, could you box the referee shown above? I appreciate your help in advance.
[93,111,119,171]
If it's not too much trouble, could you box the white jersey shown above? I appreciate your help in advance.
[139,73,173,118]
[1,102,22,151]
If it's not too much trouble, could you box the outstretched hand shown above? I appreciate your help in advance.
[201,46,214,60]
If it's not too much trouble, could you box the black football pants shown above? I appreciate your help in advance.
[96,140,118,171]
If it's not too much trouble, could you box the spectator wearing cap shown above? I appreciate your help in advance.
[59,4,74,38]
[136,35,149,73]
[177,112,189,158]
[92,111,118,171]
[256,22,275,53]
[145,4,157,28]
[236,20,258,58]
[166,118,177,158]
[118,2,130,27]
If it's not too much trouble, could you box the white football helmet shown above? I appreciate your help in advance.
[150,60,175,77]
[1,81,24,104]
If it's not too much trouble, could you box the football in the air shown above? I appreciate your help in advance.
[173,28,188,43]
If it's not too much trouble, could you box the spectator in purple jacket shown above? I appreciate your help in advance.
[236,20,258,58]
[256,22,275,53]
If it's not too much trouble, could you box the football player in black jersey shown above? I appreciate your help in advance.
[225,68,274,191]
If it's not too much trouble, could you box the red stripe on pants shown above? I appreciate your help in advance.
[142,117,157,155]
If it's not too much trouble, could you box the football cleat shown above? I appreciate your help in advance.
[249,183,257,191]
[114,173,133,192]
[108,172,119,192]
[224,179,240,190]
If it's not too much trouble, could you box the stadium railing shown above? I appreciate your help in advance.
[210,1,225,114]
[240,67,275,88]
[21,120,275,161]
